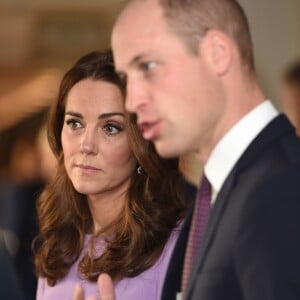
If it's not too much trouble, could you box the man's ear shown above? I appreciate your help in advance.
[199,30,233,76]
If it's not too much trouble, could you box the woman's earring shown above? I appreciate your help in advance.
[137,166,142,175]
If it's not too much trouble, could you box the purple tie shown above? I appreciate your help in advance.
[181,174,212,298]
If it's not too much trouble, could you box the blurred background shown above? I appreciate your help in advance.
[0,0,299,299]
[0,0,300,182]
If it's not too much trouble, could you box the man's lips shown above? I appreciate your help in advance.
[138,121,160,140]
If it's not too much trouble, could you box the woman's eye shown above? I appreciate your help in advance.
[66,119,82,130]
[103,124,122,135]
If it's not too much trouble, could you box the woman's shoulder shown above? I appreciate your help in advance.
[164,221,183,253]
[115,224,183,299]
[149,220,183,274]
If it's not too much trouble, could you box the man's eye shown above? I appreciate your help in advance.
[141,61,156,72]
[118,72,127,83]
[66,119,82,130]
[103,124,122,135]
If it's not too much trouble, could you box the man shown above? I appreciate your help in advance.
[280,60,300,136]
[74,0,300,299]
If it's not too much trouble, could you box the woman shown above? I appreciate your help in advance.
[34,50,192,299]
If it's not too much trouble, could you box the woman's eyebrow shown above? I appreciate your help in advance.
[64,111,124,119]
[99,112,125,119]
[65,111,82,118]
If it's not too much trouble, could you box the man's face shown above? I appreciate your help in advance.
[112,0,223,160]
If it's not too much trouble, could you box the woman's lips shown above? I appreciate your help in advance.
[76,164,101,173]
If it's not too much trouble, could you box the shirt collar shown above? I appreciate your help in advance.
[204,100,278,204]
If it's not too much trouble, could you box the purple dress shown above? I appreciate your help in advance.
[36,224,181,300]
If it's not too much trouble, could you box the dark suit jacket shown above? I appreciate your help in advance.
[0,229,24,300]
[162,115,300,300]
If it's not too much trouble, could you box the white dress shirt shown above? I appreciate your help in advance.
[204,100,279,204]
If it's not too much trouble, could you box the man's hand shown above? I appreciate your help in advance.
[73,273,115,300]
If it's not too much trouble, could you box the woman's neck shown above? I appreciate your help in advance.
[87,185,128,233]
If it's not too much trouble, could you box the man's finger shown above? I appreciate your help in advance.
[98,273,115,300]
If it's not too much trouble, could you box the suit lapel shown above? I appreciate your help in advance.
[185,114,295,298]
[185,168,237,299]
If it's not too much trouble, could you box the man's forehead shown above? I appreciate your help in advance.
[113,0,162,35]
[112,0,164,68]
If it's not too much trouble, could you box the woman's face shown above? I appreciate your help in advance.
[61,78,136,199]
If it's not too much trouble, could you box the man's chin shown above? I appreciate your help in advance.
[153,139,183,158]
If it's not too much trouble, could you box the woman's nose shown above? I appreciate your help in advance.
[79,130,97,155]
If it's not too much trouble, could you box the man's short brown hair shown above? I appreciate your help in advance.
[158,0,254,71]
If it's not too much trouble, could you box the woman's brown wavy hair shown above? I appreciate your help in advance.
[34,49,186,286]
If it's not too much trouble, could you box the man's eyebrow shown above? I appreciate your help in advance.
[128,54,145,67]
[116,54,146,77]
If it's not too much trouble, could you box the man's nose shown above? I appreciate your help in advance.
[125,77,149,113]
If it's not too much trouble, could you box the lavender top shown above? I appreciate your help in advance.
[36,224,181,300]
